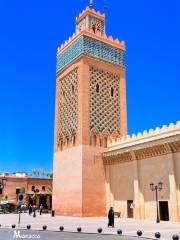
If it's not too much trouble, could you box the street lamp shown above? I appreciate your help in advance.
[150,182,163,223]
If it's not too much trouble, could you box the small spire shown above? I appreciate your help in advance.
[90,0,93,8]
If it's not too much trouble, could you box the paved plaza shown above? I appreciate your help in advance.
[0,213,179,240]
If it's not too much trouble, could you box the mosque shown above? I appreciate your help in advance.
[53,2,180,222]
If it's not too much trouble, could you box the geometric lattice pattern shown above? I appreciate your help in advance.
[58,68,78,142]
[56,36,125,72]
[89,68,120,134]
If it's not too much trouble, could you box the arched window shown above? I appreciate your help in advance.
[93,135,97,146]
[32,186,35,192]
[96,83,99,93]
[73,136,76,146]
[67,138,69,146]
[111,87,114,97]
[92,24,96,33]
[100,138,102,147]
[62,91,65,103]
[103,137,107,148]
[42,186,45,191]
[72,85,74,95]
[60,141,63,151]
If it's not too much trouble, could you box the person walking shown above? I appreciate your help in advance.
[108,207,114,227]
[33,205,36,218]
[39,204,43,215]
[28,205,32,215]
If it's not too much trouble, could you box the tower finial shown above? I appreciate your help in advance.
[90,0,93,8]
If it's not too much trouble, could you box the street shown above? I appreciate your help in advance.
[0,229,151,240]
[0,213,179,240]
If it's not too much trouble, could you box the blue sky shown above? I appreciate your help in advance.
[0,0,179,173]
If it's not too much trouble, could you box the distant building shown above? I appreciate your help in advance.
[13,172,28,177]
[0,175,52,209]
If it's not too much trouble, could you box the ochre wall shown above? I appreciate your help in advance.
[106,152,180,221]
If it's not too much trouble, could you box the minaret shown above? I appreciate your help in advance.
[53,5,127,216]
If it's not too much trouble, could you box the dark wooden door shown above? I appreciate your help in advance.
[127,200,134,218]
[159,201,169,221]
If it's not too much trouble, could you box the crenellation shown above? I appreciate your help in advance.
[57,30,125,55]
[137,132,142,138]
[142,130,148,137]
[149,129,154,134]
[108,36,113,41]
[108,121,180,147]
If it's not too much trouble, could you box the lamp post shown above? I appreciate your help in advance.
[150,182,163,223]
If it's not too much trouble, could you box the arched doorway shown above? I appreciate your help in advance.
[39,195,47,209]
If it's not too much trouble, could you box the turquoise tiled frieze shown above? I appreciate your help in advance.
[56,35,125,72]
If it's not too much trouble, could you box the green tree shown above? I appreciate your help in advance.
[20,187,25,194]
[46,187,52,195]
[30,194,37,204]
[2,194,8,201]
[47,172,53,179]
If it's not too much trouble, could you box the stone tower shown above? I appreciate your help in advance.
[53,5,127,216]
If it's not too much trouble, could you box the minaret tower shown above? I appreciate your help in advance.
[53,3,127,216]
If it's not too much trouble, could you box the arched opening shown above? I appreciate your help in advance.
[72,85,75,95]
[111,87,114,97]
[96,83,99,93]
[73,136,76,146]
[103,137,108,148]
[100,138,103,147]
[92,24,96,33]
[60,141,63,151]
[62,91,65,103]
[93,135,97,146]
[67,138,69,147]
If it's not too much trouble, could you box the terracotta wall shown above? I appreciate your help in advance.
[0,177,28,202]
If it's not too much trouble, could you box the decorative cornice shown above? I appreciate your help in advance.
[56,34,125,73]
[103,151,132,165]
[103,138,180,165]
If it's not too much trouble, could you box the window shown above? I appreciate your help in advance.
[111,87,114,97]
[92,24,96,33]
[16,188,20,195]
[93,135,97,146]
[60,141,63,151]
[42,186,45,191]
[62,91,65,103]
[32,186,35,192]
[72,85,75,94]
[96,83,99,93]
[73,136,76,146]
[100,138,102,147]
[0,188,2,195]
[103,137,108,148]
